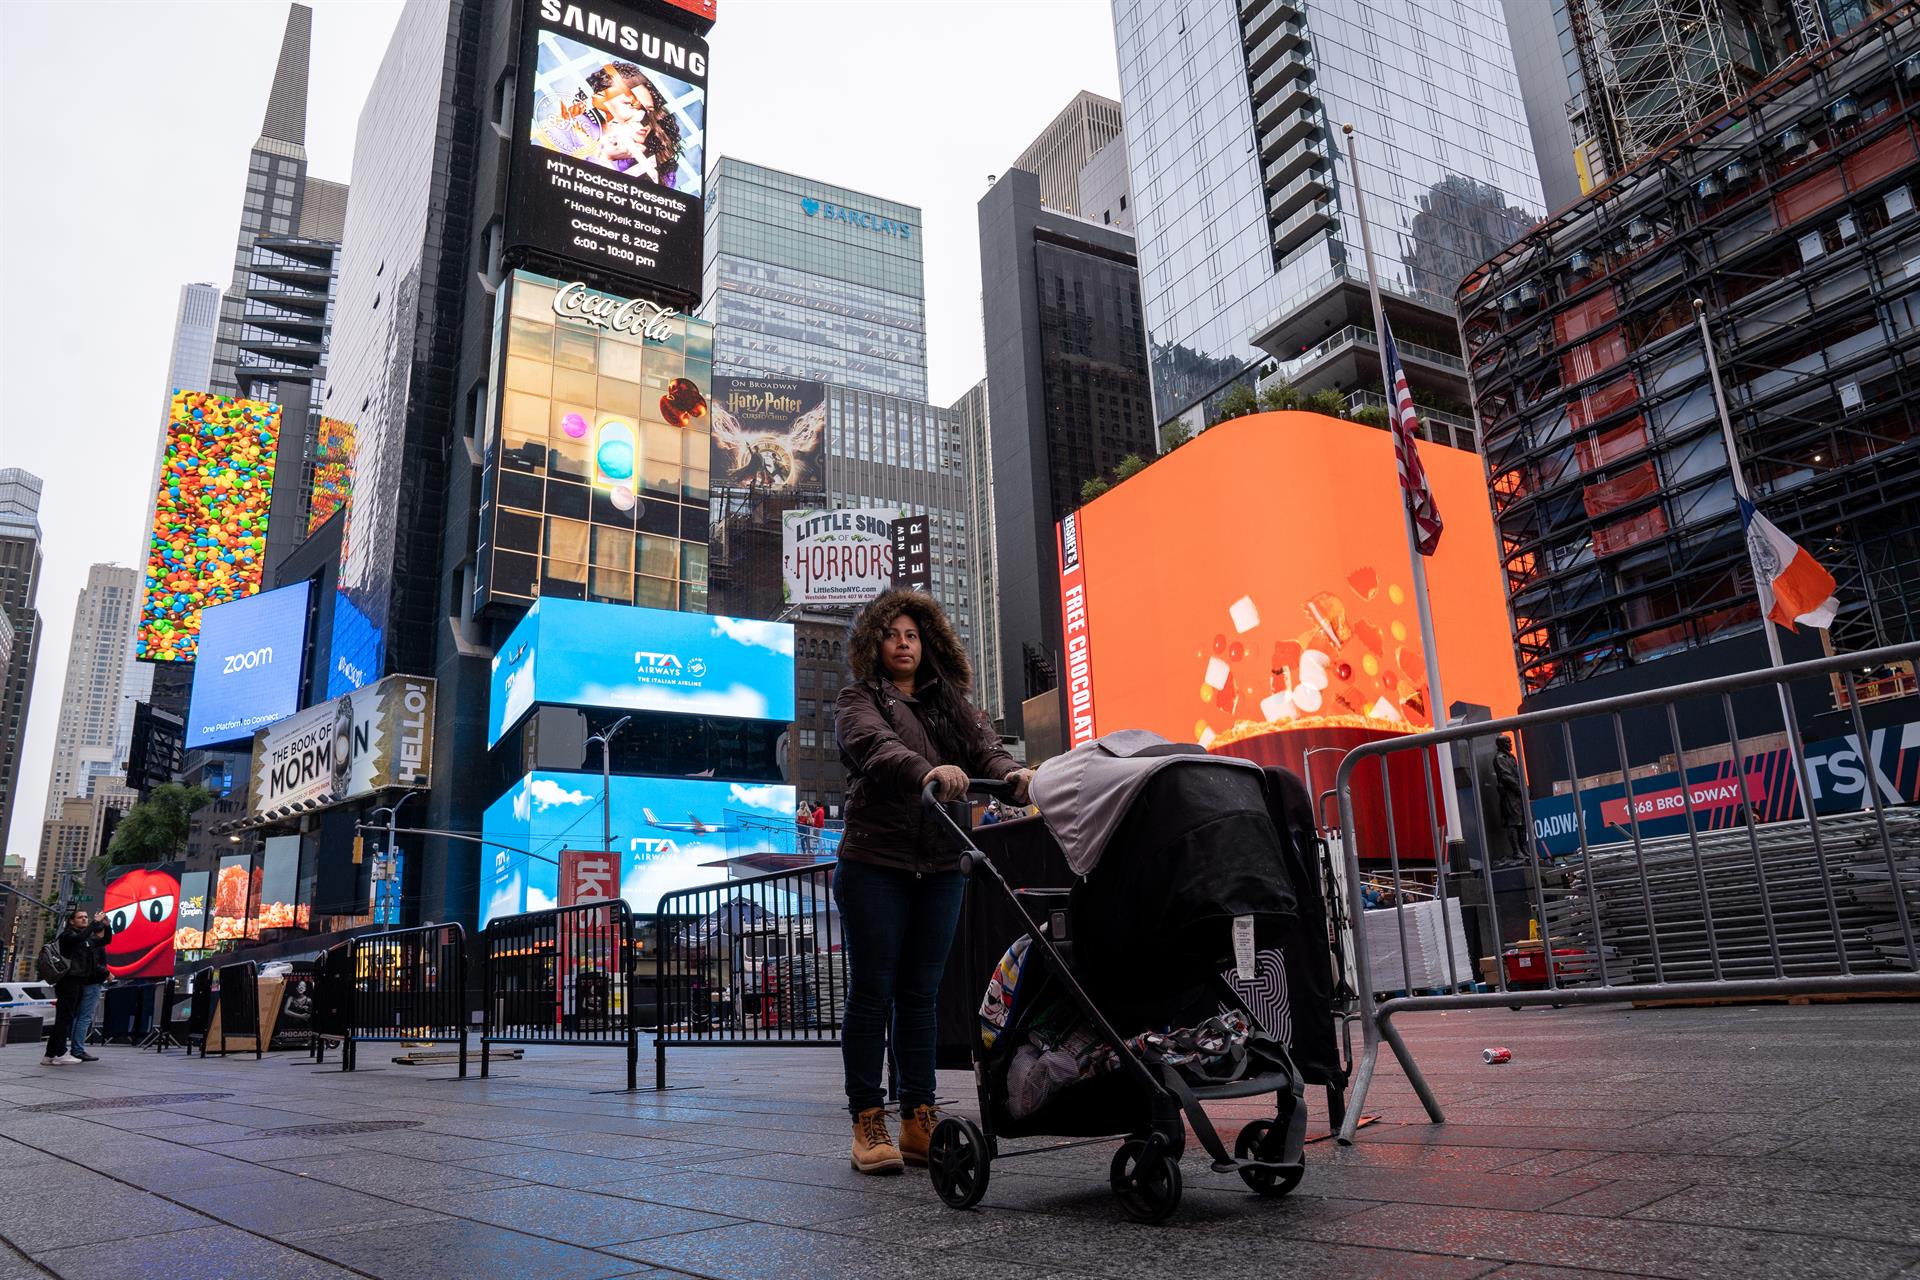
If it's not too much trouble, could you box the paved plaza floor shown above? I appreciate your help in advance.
[1,1002,1916,1279]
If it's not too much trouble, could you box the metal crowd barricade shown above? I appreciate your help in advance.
[1335,641,1920,1142]
[343,923,469,1076]
[184,969,214,1056]
[480,899,640,1089]
[210,961,263,1060]
[309,940,355,1065]
[653,861,843,1089]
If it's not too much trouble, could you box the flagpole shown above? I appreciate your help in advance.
[1693,297,1811,787]
[1341,123,1464,848]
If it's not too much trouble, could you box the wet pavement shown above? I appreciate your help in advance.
[1,1001,1915,1279]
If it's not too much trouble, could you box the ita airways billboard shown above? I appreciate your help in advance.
[710,376,826,493]
[509,0,709,302]
[488,597,794,746]
[139,390,281,662]
[482,772,794,926]
[186,580,311,749]
[248,674,435,817]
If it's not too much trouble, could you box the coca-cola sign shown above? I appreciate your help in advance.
[552,281,680,341]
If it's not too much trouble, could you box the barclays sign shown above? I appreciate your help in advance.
[800,196,912,239]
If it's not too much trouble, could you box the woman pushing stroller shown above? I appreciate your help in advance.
[833,589,1033,1174]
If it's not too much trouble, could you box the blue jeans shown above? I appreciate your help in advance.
[70,983,104,1051]
[833,859,966,1113]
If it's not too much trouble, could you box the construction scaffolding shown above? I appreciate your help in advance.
[1460,6,1920,694]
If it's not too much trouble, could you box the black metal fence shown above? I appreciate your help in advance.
[342,923,469,1076]
[652,862,843,1088]
[480,899,641,1089]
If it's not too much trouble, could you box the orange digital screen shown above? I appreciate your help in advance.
[1059,412,1519,752]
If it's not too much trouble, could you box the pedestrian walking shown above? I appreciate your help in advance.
[834,589,1033,1174]
[39,909,91,1065]
[67,913,114,1061]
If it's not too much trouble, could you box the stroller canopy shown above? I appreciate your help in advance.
[1031,730,1268,876]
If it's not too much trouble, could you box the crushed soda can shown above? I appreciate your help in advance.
[1482,1047,1513,1064]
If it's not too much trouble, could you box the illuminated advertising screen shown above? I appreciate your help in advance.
[1059,411,1520,747]
[482,771,795,926]
[476,269,714,612]
[710,376,826,493]
[307,417,354,532]
[211,853,256,947]
[101,863,183,980]
[257,834,309,932]
[185,581,311,749]
[489,597,793,746]
[175,869,211,953]
[509,0,708,301]
[138,390,282,662]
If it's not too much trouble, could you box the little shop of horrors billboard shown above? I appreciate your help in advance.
[1527,718,1920,856]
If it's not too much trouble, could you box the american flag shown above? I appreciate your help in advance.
[1385,323,1443,556]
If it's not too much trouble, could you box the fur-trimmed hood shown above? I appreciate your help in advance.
[846,589,973,694]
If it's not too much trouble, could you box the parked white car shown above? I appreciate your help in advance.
[0,981,57,1034]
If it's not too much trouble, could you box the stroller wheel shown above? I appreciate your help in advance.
[1110,1139,1182,1223]
[1234,1119,1304,1198]
[928,1117,990,1210]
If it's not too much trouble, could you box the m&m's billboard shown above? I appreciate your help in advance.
[138,390,282,663]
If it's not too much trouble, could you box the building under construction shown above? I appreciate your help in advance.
[1560,0,1897,190]
[1460,5,1920,728]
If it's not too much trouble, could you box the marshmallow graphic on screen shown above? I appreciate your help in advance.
[1229,596,1260,634]
[1204,656,1231,690]
[1293,684,1323,714]
[1299,660,1331,692]
[1260,690,1296,723]
[1369,696,1402,722]
[1198,726,1217,748]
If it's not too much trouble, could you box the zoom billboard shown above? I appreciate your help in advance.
[186,581,312,749]
[488,597,794,746]
[509,0,708,303]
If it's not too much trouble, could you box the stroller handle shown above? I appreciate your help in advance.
[919,776,1019,809]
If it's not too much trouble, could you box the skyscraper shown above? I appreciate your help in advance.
[702,158,929,400]
[209,3,317,397]
[1111,0,1545,426]
[1011,92,1128,217]
[41,565,142,814]
[951,380,1006,724]
[978,167,1156,730]
[0,469,44,854]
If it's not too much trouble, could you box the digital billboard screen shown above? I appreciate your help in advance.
[307,417,354,532]
[711,376,825,493]
[101,863,183,980]
[474,270,714,613]
[139,390,281,662]
[509,1,708,302]
[482,771,795,926]
[489,597,793,746]
[1058,412,1520,751]
[186,580,311,749]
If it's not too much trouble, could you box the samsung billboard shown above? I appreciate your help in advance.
[185,581,312,749]
[508,0,708,303]
[488,597,794,746]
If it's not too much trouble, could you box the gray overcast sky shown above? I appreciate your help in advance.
[0,0,1121,861]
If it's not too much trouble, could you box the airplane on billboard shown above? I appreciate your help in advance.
[642,808,744,835]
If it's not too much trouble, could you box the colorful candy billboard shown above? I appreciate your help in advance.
[307,417,354,533]
[139,390,282,663]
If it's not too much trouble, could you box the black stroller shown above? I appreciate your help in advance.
[921,753,1341,1223]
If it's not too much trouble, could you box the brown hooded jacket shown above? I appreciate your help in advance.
[834,590,1018,873]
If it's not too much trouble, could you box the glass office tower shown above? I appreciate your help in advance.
[1112,0,1546,423]
[701,158,928,401]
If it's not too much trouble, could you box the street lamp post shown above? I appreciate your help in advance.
[586,716,632,855]
[367,790,421,925]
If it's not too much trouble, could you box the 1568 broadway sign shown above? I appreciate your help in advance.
[248,674,436,816]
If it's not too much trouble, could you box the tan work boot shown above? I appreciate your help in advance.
[898,1104,939,1166]
[850,1107,905,1174]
